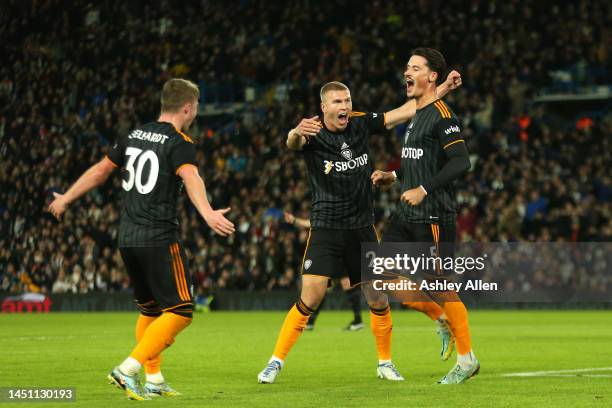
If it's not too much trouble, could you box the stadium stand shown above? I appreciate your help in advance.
[0,0,610,296]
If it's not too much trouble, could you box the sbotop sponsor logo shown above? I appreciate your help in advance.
[323,153,368,174]
[401,147,424,160]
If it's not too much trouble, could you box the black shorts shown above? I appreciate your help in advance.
[120,242,193,314]
[301,225,379,286]
[382,221,456,278]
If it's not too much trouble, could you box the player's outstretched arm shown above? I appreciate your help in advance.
[178,164,235,236]
[47,157,117,220]
[384,70,463,130]
[286,116,322,150]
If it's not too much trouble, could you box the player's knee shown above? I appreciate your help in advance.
[299,289,326,310]
[300,296,323,311]
[300,276,329,309]
[367,298,389,310]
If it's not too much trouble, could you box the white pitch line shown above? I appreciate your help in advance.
[502,367,612,377]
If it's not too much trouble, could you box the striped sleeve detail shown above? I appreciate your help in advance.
[175,163,197,175]
[434,101,451,118]
[177,130,194,144]
[443,139,465,149]
[349,111,366,117]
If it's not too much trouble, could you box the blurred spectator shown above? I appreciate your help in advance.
[0,0,610,295]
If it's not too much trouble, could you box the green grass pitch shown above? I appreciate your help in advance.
[1,310,610,407]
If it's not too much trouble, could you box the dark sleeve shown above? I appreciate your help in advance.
[434,116,464,150]
[421,118,470,193]
[170,140,198,174]
[106,136,126,167]
[363,112,386,134]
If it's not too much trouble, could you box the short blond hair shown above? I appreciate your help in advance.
[161,79,200,112]
[320,81,350,101]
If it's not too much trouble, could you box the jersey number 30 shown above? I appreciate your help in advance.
[122,147,159,194]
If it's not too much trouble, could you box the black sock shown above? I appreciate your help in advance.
[345,287,362,324]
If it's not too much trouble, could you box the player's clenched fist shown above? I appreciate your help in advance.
[401,187,427,206]
[48,192,69,220]
[371,170,396,186]
[445,70,462,90]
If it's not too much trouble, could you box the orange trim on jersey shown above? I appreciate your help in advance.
[174,243,191,301]
[169,245,182,301]
[301,229,312,273]
[383,112,387,127]
[349,111,366,117]
[105,155,119,168]
[443,139,465,149]
[175,163,197,175]
[169,244,185,301]
[176,130,194,144]
[161,302,194,312]
[431,224,440,243]
[372,224,381,243]
[438,100,452,118]
[170,244,190,302]
[431,224,443,275]
[434,101,450,118]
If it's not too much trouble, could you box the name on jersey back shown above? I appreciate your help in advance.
[128,129,169,144]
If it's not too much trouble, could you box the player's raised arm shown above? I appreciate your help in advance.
[286,116,322,150]
[47,156,117,220]
[177,164,235,236]
[384,70,462,130]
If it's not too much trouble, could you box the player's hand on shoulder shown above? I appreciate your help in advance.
[294,115,322,138]
[401,187,426,206]
[371,170,396,186]
[48,192,69,221]
[445,70,462,90]
[204,207,235,236]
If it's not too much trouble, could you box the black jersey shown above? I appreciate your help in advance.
[395,99,465,225]
[107,121,197,247]
[301,112,385,229]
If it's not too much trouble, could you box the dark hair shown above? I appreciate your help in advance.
[411,48,447,85]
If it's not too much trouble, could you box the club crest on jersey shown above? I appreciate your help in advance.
[340,142,352,160]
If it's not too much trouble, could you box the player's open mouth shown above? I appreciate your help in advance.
[406,78,415,92]
[338,113,348,124]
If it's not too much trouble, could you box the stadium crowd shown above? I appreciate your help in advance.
[1,0,610,296]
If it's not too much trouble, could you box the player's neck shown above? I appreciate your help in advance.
[414,89,438,110]
[158,113,185,132]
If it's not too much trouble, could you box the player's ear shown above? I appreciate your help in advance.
[429,71,438,84]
